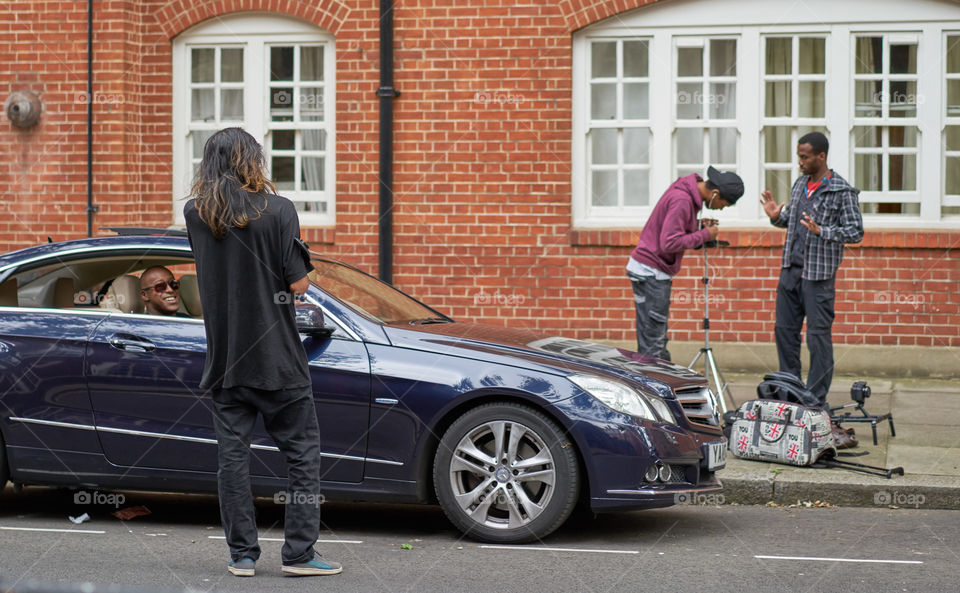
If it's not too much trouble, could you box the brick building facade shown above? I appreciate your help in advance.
[2,0,959,372]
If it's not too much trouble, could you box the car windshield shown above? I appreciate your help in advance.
[308,258,450,325]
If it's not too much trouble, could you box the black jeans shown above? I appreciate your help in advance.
[212,385,322,564]
[630,275,672,361]
[774,265,836,407]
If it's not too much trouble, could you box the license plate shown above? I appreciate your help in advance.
[705,441,726,470]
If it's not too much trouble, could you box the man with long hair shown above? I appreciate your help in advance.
[184,127,341,577]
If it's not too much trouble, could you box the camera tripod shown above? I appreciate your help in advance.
[688,237,735,418]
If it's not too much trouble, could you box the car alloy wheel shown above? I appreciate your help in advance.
[433,402,579,543]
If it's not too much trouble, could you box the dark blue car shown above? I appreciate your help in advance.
[0,230,725,543]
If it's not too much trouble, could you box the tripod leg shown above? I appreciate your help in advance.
[689,348,705,369]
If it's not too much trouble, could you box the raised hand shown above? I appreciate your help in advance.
[761,190,783,220]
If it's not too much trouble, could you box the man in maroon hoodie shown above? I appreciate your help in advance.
[627,166,744,360]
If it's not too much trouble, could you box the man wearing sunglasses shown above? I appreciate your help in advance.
[140,266,190,317]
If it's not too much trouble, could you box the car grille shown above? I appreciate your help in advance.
[674,386,720,427]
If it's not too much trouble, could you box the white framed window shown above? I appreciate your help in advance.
[173,13,336,226]
[572,0,960,228]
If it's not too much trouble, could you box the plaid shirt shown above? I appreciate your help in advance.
[772,171,864,281]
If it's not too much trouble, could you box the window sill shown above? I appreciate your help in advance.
[568,228,960,249]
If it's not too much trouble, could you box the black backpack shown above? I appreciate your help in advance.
[756,371,821,408]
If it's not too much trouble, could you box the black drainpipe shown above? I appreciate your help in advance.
[86,0,97,236]
[376,0,399,283]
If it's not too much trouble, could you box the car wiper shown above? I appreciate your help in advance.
[408,317,452,325]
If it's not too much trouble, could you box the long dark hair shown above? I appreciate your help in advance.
[190,127,276,239]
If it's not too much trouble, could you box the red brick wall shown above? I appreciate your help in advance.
[1,0,958,349]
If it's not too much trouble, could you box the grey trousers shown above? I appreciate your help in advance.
[630,275,672,361]
[212,384,322,564]
[774,265,836,407]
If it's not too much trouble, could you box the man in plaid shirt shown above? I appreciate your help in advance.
[761,132,864,408]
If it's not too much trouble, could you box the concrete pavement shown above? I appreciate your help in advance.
[715,373,960,509]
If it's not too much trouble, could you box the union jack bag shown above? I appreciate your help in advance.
[728,399,835,466]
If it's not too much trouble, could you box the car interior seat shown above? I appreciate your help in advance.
[0,280,17,307]
[178,274,202,318]
[53,277,77,308]
[99,274,145,314]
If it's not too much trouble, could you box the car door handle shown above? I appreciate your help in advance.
[108,334,156,353]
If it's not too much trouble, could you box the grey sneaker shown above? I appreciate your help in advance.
[227,557,256,577]
[281,553,343,576]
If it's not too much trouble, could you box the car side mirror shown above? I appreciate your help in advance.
[295,303,334,339]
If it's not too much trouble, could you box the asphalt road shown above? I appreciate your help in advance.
[0,487,957,593]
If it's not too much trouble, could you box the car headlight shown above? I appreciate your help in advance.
[569,374,658,422]
[646,395,678,425]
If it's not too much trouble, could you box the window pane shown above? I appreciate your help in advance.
[302,157,324,191]
[946,157,960,194]
[946,126,960,151]
[301,87,324,121]
[678,47,702,77]
[303,129,326,151]
[623,169,650,206]
[947,80,960,117]
[591,42,617,78]
[272,156,296,190]
[591,170,618,207]
[890,44,917,74]
[709,83,736,119]
[270,46,294,81]
[591,128,617,164]
[855,153,882,190]
[191,48,214,83]
[191,89,215,121]
[855,37,882,74]
[799,38,826,74]
[623,83,649,119]
[623,40,649,78]
[624,128,650,164]
[271,87,294,122]
[765,81,791,117]
[677,83,702,120]
[855,80,882,117]
[853,126,882,148]
[709,128,737,163]
[221,89,243,120]
[710,39,736,76]
[301,46,324,81]
[889,126,918,147]
[191,130,214,158]
[272,130,295,151]
[765,38,791,75]
[676,128,703,164]
[889,154,916,191]
[765,169,793,200]
[890,80,917,118]
[764,126,792,163]
[221,48,243,82]
[798,81,824,117]
[948,36,960,74]
[591,83,616,120]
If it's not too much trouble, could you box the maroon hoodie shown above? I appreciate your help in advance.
[629,174,712,277]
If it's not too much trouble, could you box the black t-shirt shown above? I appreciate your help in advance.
[184,192,311,391]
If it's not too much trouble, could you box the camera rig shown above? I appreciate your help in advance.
[829,381,896,446]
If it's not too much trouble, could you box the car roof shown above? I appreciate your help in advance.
[0,235,192,270]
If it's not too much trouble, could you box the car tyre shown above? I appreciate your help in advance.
[433,402,579,543]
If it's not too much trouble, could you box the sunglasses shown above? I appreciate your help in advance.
[141,280,180,293]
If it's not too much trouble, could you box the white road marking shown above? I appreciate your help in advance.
[480,545,639,555]
[0,526,105,535]
[756,555,923,565]
[207,536,363,544]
